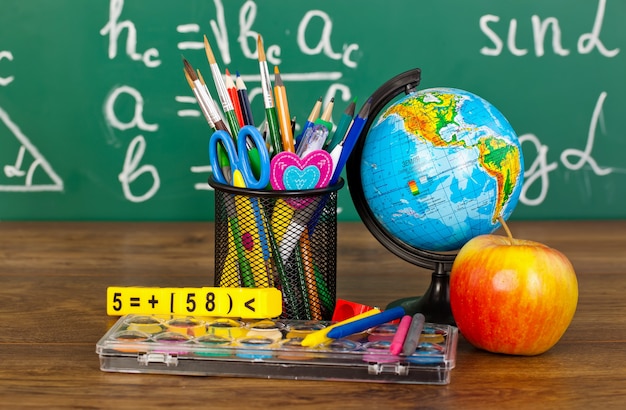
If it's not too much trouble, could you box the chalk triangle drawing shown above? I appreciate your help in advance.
[0,106,63,192]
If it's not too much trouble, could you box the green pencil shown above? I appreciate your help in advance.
[326,98,356,152]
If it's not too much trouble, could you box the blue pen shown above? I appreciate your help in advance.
[326,306,406,339]
[329,98,371,184]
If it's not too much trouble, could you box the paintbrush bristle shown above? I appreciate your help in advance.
[203,35,217,65]
[196,69,207,85]
[257,35,266,62]
[182,58,198,81]
[183,68,195,89]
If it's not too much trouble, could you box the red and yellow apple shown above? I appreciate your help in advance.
[449,219,578,356]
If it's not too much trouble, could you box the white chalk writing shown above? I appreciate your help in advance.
[479,0,619,57]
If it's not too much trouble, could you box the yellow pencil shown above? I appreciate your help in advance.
[320,97,335,122]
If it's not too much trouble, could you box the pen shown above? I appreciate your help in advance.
[295,119,332,158]
[401,313,426,356]
[325,98,355,151]
[224,68,244,128]
[203,35,240,137]
[326,306,405,340]
[278,197,321,262]
[257,35,282,156]
[273,66,295,153]
[296,96,322,148]
[296,98,333,157]
[329,98,371,184]
[235,71,255,126]
[389,315,412,355]
[300,308,381,347]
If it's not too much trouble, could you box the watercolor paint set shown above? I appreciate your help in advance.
[96,314,458,384]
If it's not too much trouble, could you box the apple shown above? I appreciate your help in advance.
[449,218,578,356]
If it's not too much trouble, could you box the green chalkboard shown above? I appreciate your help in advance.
[0,0,624,221]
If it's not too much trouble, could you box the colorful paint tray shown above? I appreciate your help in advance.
[96,314,458,384]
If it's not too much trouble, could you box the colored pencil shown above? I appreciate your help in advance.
[273,66,295,153]
[320,97,335,122]
[326,98,356,151]
[235,71,255,126]
[225,68,244,127]
[326,306,406,340]
[296,96,322,148]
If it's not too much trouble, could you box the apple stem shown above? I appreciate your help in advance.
[498,216,514,243]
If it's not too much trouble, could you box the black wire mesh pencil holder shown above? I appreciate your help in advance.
[209,178,344,321]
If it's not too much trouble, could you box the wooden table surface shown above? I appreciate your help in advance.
[1,221,625,409]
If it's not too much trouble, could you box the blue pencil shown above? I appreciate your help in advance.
[326,306,405,339]
[329,98,371,184]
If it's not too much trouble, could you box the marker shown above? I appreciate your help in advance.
[203,35,240,137]
[257,35,282,156]
[389,315,412,355]
[326,306,405,340]
[273,66,295,153]
[401,313,426,356]
[300,307,382,347]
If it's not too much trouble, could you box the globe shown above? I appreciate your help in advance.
[359,87,524,252]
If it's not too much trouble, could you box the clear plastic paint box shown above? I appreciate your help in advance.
[97,314,458,385]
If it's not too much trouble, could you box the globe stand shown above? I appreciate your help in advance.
[346,68,458,326]
[385,263,455,326]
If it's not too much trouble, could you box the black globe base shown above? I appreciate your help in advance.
[385,264,456,326]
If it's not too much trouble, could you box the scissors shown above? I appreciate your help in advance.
[209,125,270,189]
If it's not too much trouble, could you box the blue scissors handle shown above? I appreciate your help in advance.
[209,125,270,189]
